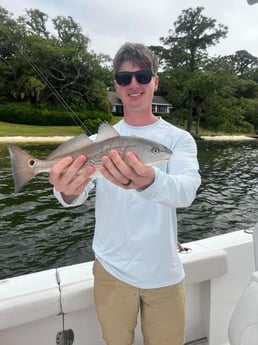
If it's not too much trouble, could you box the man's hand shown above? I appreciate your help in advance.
[99,150,155,190]
[49,155,96,203]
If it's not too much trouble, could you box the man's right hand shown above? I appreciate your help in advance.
[49,155,96,203]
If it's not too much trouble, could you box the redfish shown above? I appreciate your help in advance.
[8,123,172,193]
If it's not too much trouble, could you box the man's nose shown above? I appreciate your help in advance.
[130,75,139,86]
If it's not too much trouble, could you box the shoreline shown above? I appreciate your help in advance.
[0,135,256,143]
[200,135,256,141]
[0,136,73,143]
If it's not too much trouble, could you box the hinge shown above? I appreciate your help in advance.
[185,338,208,345]
[56,329,74,345]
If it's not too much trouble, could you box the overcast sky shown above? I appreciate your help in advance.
[1,0,258,59]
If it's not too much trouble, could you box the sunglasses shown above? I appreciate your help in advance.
[115,70,154,86]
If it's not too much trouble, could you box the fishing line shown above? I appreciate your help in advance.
[20,49,91,135]
[2,28,91,134]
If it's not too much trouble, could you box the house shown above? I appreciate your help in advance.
[107,91,172,115]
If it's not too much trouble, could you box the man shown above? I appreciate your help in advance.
[49,42,201,345]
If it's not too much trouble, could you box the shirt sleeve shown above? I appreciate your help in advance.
[137,132,201,208]
[53,180,95,207]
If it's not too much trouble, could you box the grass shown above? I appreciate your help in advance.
[0,120,252,137]
[0,122,90,136]
[0,117,123,137]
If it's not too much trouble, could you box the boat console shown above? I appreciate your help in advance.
[228,222,258,345]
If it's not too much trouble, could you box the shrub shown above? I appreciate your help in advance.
[0,103,112,129]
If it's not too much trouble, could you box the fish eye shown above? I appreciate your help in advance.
[151,147,160,154]
[29,159,35,166]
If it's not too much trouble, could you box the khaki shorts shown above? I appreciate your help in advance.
[93,260,185,345]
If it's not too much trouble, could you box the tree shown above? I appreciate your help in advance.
[18,8,50,39]
[0,7,27,102]
[205,54,258,132]
[229,50,258,77]
[11,75,45,103]
[52,15,89,51]
[201,65,255,133]
[0,6,110,114]
[158,7,228,133]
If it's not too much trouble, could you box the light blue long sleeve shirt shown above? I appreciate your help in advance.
[54,118,201,288]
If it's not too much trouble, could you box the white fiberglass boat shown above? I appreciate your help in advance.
[0,222,257,345]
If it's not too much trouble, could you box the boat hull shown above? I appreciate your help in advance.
[0,229,255,345]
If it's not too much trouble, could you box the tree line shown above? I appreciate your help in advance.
[0,6,257,134]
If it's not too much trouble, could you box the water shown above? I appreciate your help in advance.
[177,140,258,242]
[0,140,257,279]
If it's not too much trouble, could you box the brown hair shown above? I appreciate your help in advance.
[113,42,158,75]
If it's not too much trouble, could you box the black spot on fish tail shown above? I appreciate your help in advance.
[7,144,38,193]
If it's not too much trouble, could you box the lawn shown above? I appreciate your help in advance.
[0,122,91,136]
[1,120,251,138]
[0,118,122,137]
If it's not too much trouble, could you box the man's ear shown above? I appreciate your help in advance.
[154,75,159,92]
[114,80,121,96]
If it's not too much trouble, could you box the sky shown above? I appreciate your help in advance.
[1,0,258,59]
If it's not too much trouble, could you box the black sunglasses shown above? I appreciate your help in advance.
[115,70,154,86]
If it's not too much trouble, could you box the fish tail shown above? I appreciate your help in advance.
[7,144,39,193]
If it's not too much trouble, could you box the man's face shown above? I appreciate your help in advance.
[114,61,159,113]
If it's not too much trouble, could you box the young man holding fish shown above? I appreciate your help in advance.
[49,43,201,345]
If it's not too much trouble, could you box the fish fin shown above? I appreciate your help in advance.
[95,123,120,142]
[47,134,94,160]
[7,144,38,193]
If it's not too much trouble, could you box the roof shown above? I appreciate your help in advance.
[107,91,121,105]
[152,95,170,105]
